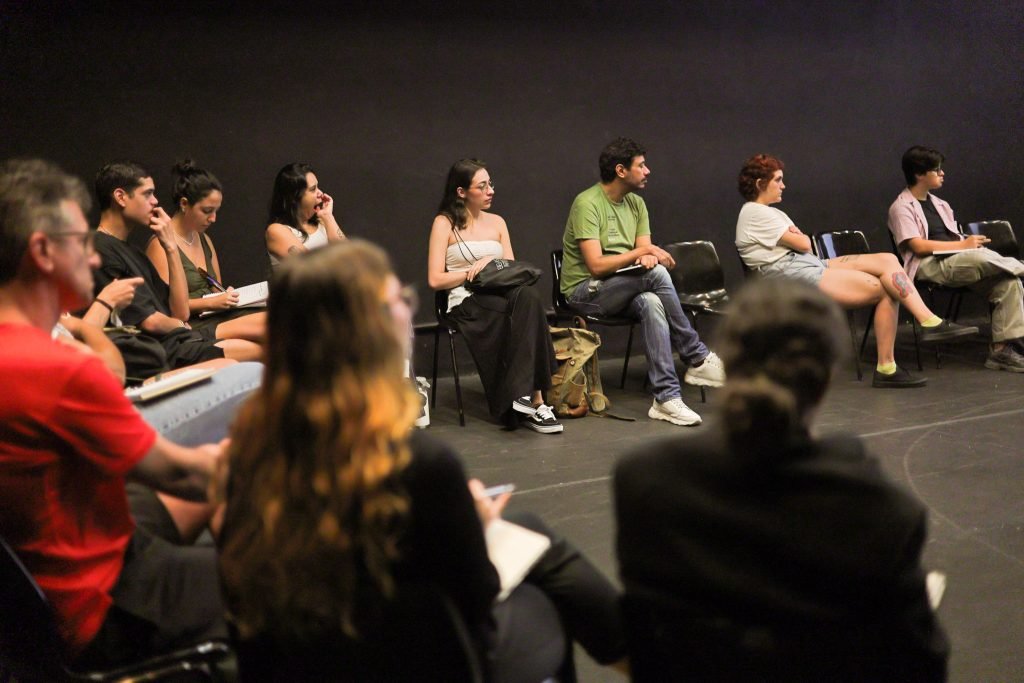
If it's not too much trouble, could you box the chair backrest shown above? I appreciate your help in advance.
[735,248,757,280]
[550,249,570,310]
[622,591,942,682]
[0,535,71,682]
[812,230,871,260]
[234,583,484,682]
[966,220,1019,258]
[434,289,450,323]
[663,241,726,299]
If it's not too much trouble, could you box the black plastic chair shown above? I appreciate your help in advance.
[814,230,923,377]
[965,220,1020,258]
[0,535,231,683]
[550,249,637,389]
[232,583,484,682]
[664,240,730,320]
[430,289,466,426]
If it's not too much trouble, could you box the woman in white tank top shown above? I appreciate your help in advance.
[266,163,346,268]
[428,159,562,434]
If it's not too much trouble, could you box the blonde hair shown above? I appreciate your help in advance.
[219,240,419,641]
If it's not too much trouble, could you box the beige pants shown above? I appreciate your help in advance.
[917,248,1024,342]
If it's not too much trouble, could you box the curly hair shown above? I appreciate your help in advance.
[599,137,646,183]
[737,154,785,201]
[219,239,420,641]
[716,278,845,459]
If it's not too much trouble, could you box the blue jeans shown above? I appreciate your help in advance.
[566,266,707,402]
[136,362,263,446]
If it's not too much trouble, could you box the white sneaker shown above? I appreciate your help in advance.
[684,351,725,388]
[649,397,702,426]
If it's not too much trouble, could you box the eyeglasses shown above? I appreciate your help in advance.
[928,168,944,175]
[465,180,495,192]
[49,230,96,254]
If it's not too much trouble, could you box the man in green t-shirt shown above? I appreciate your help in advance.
[561,138,723,427]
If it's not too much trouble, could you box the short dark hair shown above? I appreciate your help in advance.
[94,161,150,211]
[901,146,945,187]
[738,154,785,201]
[0,159,91,285]
[171,159,222,209]
[599,137,646,183]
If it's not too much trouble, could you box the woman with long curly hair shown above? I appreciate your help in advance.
[219,240,625,682]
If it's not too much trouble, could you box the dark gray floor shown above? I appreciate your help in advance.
[421,327,1024,682]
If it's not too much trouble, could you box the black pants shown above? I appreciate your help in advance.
[447,284,557,421]
[492,511,626,683]
[74,485,225,669]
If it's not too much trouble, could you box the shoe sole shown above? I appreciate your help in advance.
[648,406,702,426]
[683,375,724,388]
[512,401,538,416]
[920,326,979,343]
[521,421,564,434]
[984,359,1024,373]
[871,379,928,388]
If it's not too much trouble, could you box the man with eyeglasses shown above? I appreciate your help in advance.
[561,137,725,427]
[888,145,1024,372]
[0,159,229,668]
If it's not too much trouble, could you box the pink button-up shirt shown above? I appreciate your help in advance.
[887,188,962,280]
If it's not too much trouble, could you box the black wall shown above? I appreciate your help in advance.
[3,0,1021,324]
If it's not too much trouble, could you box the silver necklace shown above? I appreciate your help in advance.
[175,231,196,247]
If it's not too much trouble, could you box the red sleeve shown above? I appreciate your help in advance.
[50,356,156,476]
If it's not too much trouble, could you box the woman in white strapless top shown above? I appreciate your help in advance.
[428,159,561,433]
[266,163,346,268]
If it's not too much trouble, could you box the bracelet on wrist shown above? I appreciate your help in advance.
[94,298,114,312]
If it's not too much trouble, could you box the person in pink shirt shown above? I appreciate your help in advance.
[887,145,1024,372]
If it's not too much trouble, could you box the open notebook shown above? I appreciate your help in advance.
[202,281,268,307]
[485,519,552,601]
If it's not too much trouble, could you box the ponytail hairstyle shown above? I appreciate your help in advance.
[171,159,222,213]
[716,278,845,459]
[435,158,486,231]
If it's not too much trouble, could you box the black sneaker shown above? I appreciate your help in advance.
[920,320,978,343]
[872,366,928,388]
[520,404,563,433]
[512,396,537,415]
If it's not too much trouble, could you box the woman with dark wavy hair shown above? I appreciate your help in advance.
[219,240,625,682]
[615,279,949,681]
[428,158,561,433]
[265,162,345,267]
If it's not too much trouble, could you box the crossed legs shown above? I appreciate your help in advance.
[819,253,937,365]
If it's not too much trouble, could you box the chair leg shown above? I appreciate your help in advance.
[848,311,862,381]
[859,315,873,361]
[620,324,635,389]
[447,331,465,427]
[911,321,923,371]
[430,328,440,409]
[699,386,706,403]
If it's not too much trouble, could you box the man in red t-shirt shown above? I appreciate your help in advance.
[0,159,227,667]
